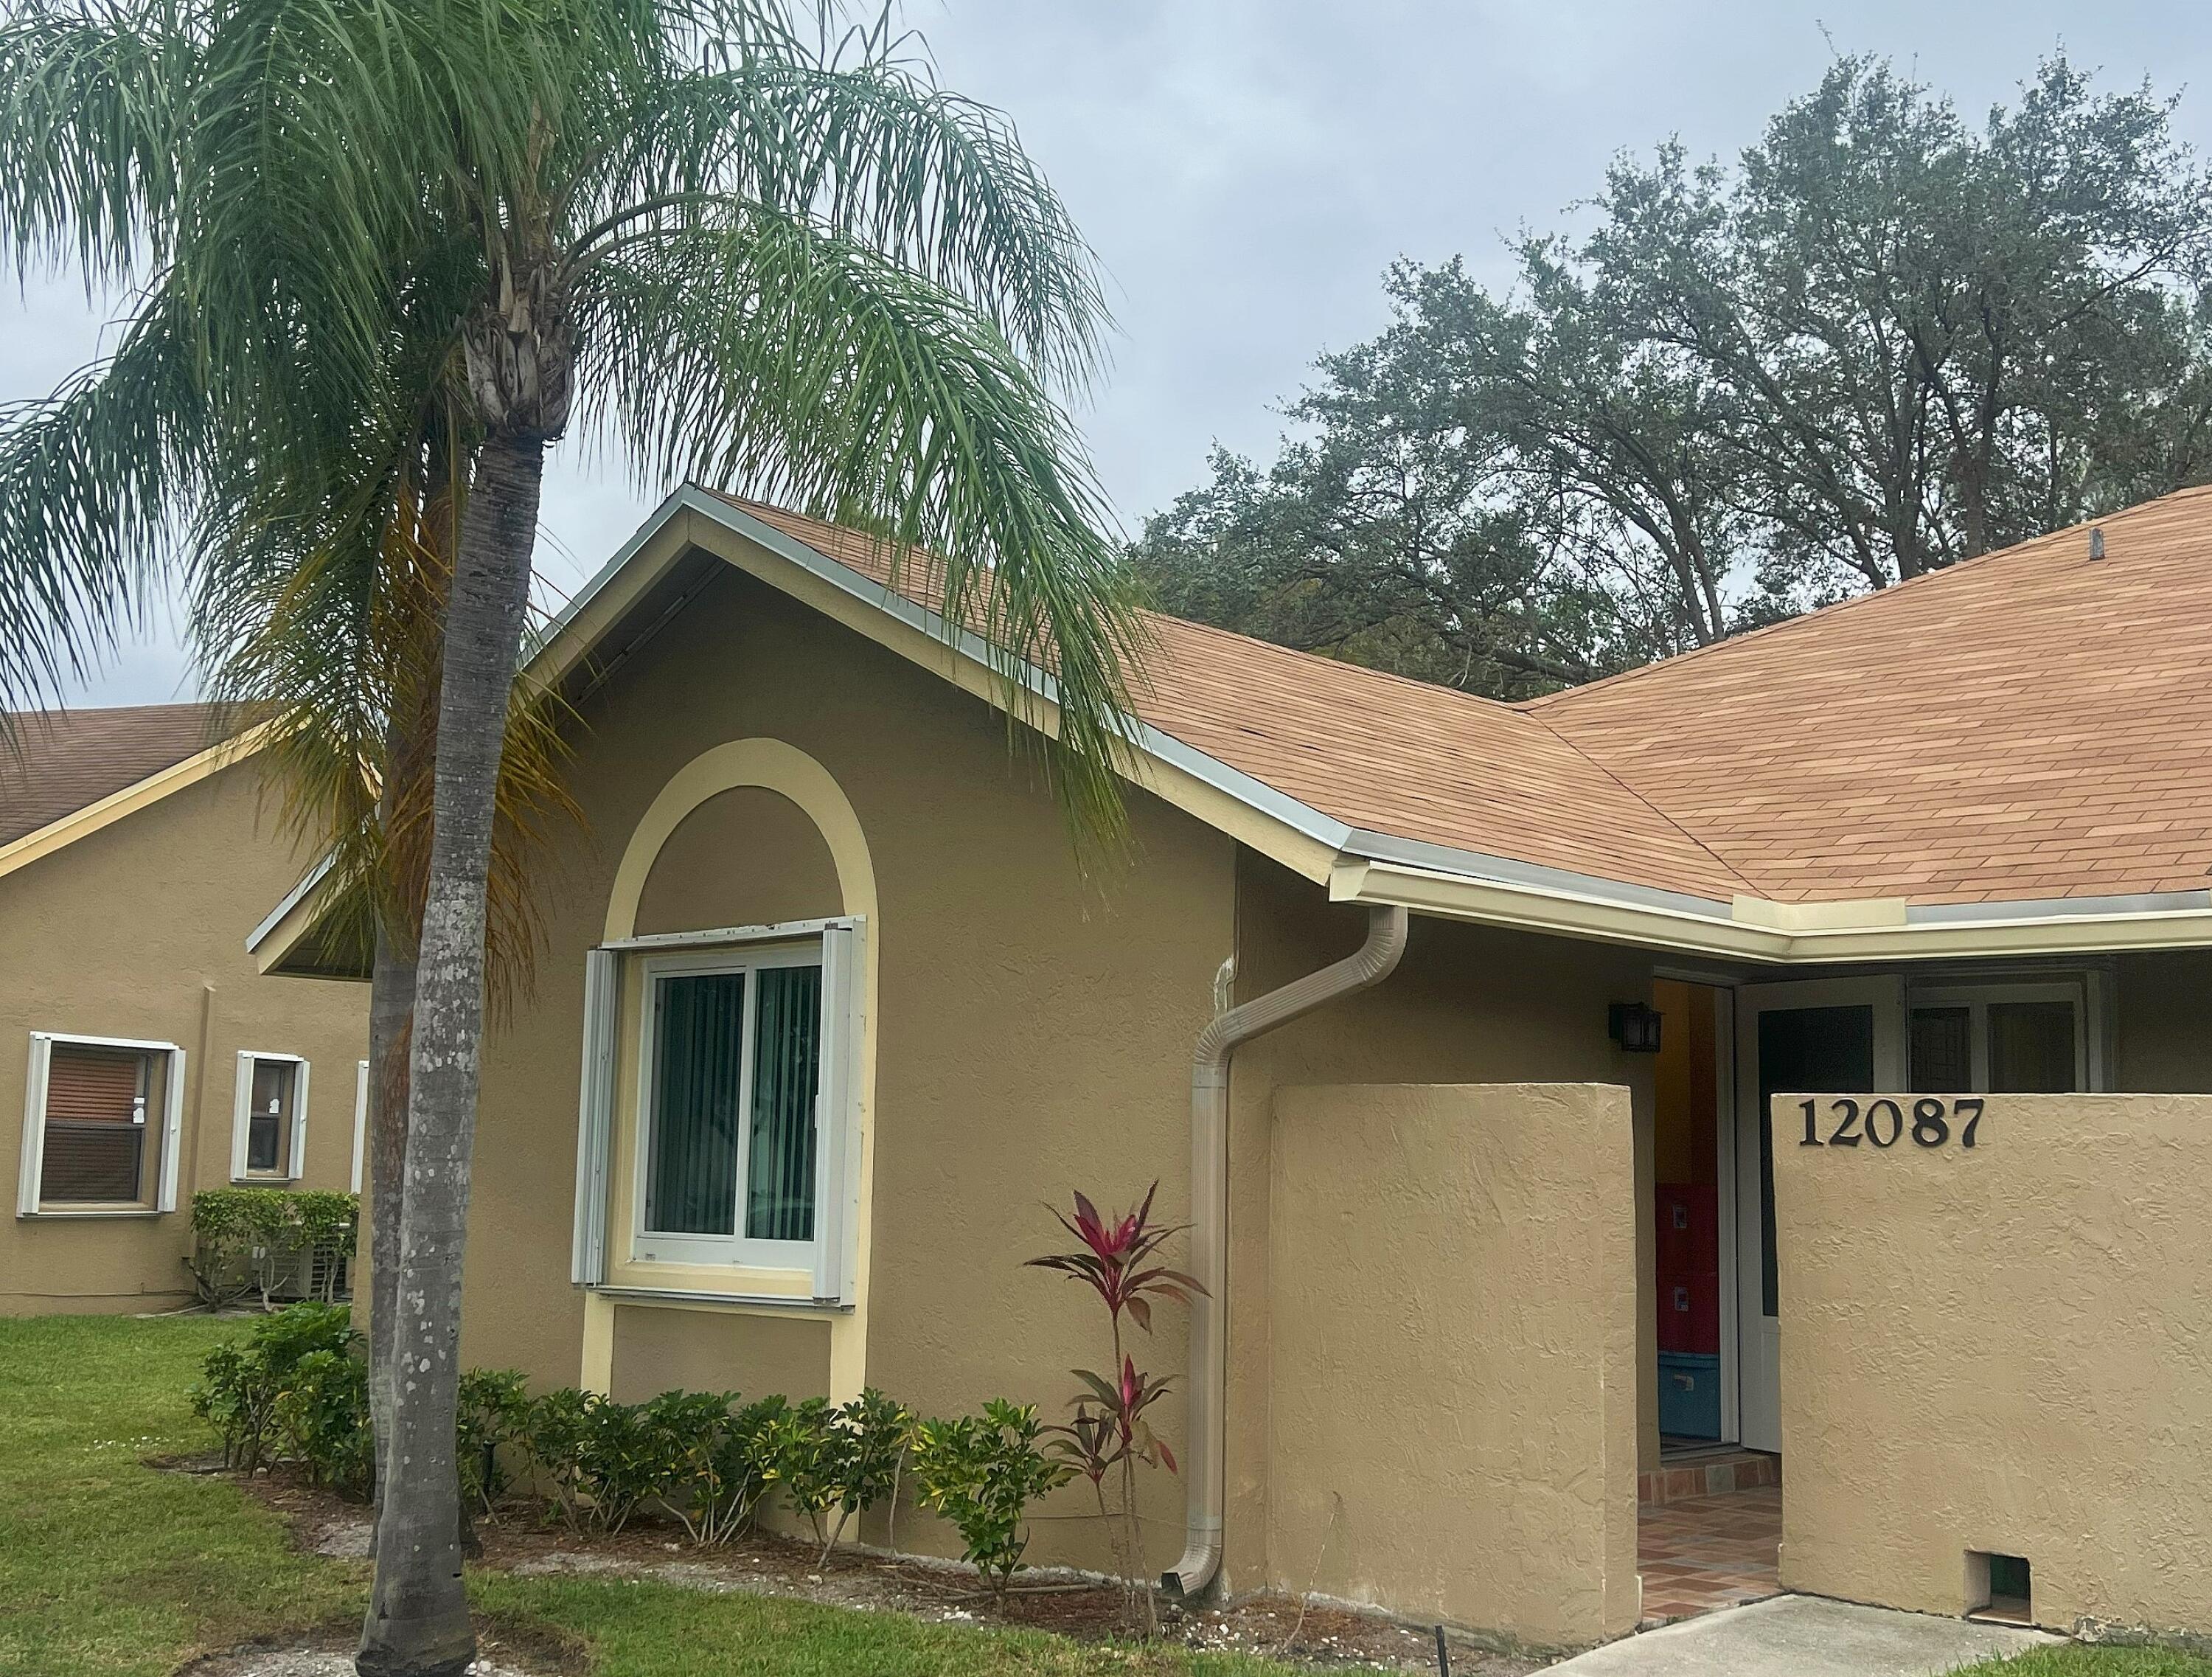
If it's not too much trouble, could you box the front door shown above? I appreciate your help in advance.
[1732,978,1904,1452]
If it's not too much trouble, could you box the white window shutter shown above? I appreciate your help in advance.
[18,1033,52,1216]
[571,948,619,1285]
[811,917,866,1305]
[230,1051,254,1181]
[155,1047,186,1212]
[351,1060,369,1194]
[290,1060,310,1181]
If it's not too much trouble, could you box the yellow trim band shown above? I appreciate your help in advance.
[594,737,880,1402]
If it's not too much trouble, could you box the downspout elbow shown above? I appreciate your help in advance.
[1164,902,1408,1600]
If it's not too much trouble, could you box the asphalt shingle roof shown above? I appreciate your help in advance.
[0,704,224,848]
[727,485,2212,910]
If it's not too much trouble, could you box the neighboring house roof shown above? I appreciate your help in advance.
[0,703,265,880]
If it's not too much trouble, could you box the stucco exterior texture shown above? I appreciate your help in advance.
[1272,1084,1641,1647]
[1774,1091,2212,1636]
[456,543,1658,1648]
[1,761,367,1311]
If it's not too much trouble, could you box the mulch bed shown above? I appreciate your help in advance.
[194,1459,1543,1675]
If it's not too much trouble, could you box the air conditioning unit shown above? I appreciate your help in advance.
[258,1242,354,1304]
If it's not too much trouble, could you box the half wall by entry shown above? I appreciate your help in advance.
[1269,1083,1641,1649]
[1775,1091,2212,1636]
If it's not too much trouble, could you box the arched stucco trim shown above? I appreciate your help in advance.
[581,738,880,1402]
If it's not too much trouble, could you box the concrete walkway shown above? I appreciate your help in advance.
[1540,1594,2057,1677]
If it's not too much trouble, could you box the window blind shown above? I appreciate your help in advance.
[39,1046,147,1202]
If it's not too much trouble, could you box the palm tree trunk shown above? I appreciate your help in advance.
[364,920,414,1555]
[358,432,543,1677]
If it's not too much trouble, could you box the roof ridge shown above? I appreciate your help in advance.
[1522,482,2212,714]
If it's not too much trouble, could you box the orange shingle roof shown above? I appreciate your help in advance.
[717,487,2212,909]
[725,496,1748,901]
[0,704,223,848]
[1529,486,2212,904]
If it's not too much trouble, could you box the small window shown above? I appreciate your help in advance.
[17,1033,185,1214]
[1988,1001,2076,1093]
[232,1052,310,1181]
[638,950,822,1263]
[1909,981,2090,1094]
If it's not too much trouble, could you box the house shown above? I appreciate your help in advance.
[3,705,369,1312]
[256,484,2212,1650]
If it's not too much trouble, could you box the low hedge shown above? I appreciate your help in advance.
[190,1304,1067,1593]
[185,1188,359,1310]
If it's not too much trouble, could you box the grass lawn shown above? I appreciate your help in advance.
[0,1314,1300,1677]
[6,1314,2212,1677]
[1955,1653,2212,1677]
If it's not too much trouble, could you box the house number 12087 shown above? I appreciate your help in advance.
[1798,1097,1983,1149]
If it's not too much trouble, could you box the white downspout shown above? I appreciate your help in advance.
[1163,902,1410,1600]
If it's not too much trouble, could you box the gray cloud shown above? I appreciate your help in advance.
[12,0,2205,706]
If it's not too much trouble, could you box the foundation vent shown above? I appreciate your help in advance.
[1967,1551,2033,1625]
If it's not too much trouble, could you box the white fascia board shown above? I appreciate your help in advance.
[1340,858,2212,965]
[247,853,336,954]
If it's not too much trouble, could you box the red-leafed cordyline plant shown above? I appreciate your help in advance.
[1029,1184,1204,1637]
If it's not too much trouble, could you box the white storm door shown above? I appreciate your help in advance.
[1732,976,1904,1454]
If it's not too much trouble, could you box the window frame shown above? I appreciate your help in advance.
[17,1031,187,1217]
[571,915,864,1307]
[1906,977,2101,1093]
[628,941,825,1271]
[231,1050,310,1183]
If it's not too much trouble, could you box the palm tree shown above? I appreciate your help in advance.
[0,4,1144,1672]
[195,424,577,1544]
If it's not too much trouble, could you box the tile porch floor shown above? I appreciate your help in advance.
[1638,1485,1782,1623]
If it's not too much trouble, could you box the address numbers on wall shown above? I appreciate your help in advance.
[1798,1097,1983,1150]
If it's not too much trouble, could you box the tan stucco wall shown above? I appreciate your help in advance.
[1775,1091,2212,1633]
[0,759,367,1313]
[459,560,1236,1577]
[608,1299,832,1403]
[459,544,1655,1638]
[632,785,842,937]
[1270,1083,1641,1648]
[1225,854,1658,1594]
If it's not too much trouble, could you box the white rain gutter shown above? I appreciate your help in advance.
[1164,903,1410,1600]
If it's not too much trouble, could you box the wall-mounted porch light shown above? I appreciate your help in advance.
[1608,1001,1663,1053]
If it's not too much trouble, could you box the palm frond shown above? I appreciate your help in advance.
[580,203,1147,844]
[581,35,1107,386]
[0,0,193,283]
[0,277,201,712]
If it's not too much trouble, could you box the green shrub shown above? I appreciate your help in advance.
[910,1400,1070,1605]
[639,1390,787,1544]
[520,1387,683,1535]
[185,1188,360,1309]
[764,1388,911,1566]
[275,1347,372,1499]
[458,1367,532,1515]
[189,1301,358,1473]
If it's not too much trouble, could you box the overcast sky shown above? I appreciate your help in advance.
[17,0,2211,708]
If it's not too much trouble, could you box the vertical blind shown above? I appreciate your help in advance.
[747,965,821,1242]
[646,972,747,1235]
[40,1045,149,1203]
[643,962,824,1244]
